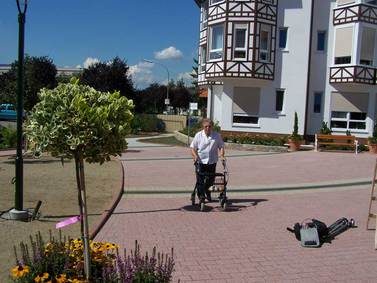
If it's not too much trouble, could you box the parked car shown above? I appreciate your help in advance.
[0,104,17,121]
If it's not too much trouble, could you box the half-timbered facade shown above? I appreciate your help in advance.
[194,0,377,139]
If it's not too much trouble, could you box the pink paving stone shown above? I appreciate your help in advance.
[96,146,377,282]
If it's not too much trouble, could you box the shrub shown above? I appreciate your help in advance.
[180,118,221,137]
[10,233,175,283]
[289,112,303,142]
[320,122,331,135]
[223,134,286,146]
[0,126,17,149]
[131,114,165,133]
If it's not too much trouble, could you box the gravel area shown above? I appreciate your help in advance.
[0,154,121,282]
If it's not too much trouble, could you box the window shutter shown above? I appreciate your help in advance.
[331,92,369,112]
[232,87,260,115]
[335,27,353,57]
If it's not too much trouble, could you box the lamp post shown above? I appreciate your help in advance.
[143,59,170,112]
[10,0,28,220]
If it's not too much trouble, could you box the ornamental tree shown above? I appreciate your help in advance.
[25,78,134,279]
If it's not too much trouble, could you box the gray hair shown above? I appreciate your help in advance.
[201,118,214,126]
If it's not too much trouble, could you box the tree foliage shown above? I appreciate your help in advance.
[25,79,134,163]
[0,56,57,110]
[134,83,166,114]
[80,57,135,101]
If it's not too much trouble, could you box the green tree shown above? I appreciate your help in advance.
[0,71,17,104]
[25,79,134,279]
[80,56,135,100]
[135,83,166,113]
[170,79,191,110]
[0,56,57,109]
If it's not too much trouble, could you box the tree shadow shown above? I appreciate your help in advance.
[125,149,141,153]
[4,159,72,165]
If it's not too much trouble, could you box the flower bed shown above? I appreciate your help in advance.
[10,233,174,283]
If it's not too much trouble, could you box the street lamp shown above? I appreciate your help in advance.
[10,0,28,220]
[143,59,170,111]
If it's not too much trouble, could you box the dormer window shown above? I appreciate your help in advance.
[209,24,224,60]
[234,24,248,60]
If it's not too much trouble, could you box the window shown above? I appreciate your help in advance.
[232,87,260,126]
[334,27,353,65]
[210,0,224,5]
[360,27,375,66]
[233,115,259,124]
[313,92,322,113]
[201,3,208,30]
[317,31,326,51]
[209,25,224,60]
[275,89,284,112]
[335,56,351,64]
[279,28,288,49]
[366,0,377,5]
[259,25,271,62]
[331,111,367,130]
[337,0,355,5]
[234,25,248,59]
[200,45,206,72]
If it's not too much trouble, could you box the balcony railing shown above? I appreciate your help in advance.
[333,3,377,25]
[329,65,377,84]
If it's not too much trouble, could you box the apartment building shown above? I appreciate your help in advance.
[194,0,377,139]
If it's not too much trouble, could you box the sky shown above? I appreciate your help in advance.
[0,0,201,89]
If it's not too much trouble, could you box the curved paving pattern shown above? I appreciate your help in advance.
[96,139,377,282]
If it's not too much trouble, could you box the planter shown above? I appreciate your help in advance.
[369,142,377,154]
[288,139,301,151]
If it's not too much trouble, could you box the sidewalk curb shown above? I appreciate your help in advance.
[90,158,125,240]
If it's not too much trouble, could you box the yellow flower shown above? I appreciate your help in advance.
[34,272,49,282]
[68,279,87,283]
[105,243,118,250]
[56,274,67,283]
[11,265,30,278]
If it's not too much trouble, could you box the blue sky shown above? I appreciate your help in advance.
[0,0,200,89]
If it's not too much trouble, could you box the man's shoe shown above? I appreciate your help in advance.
[206,193,212,202]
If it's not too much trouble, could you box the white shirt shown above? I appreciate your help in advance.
[190,130,224,164]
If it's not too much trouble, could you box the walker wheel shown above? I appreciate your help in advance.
[200,201,205,212]
[221,200,227,211]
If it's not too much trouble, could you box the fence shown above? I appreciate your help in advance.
[156,114,187,132]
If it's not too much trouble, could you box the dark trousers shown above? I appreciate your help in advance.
[196,163,216,199]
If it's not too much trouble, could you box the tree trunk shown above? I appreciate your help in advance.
[74,152,91,281]
[74,155,84,236]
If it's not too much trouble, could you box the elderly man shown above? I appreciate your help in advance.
[190,118,225,203]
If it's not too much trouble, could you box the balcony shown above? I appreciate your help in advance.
[329,65,377,84]
[333,3,377,25]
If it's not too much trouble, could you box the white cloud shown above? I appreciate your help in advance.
[129,61,155,89]
[154,46,183,60]
[177,72,194,86]
[83,57,100,68]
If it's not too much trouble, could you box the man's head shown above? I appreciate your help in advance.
[202,118,213,136]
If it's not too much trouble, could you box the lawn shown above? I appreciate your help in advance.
[0,154,121,282]
[138,135,187,146]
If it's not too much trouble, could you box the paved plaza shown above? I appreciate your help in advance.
[95,138,377,282]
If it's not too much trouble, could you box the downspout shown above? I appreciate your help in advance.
[209,85,214,119]
[303,0,315,140]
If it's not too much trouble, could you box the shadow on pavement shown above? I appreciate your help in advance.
[228,198,268,206]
